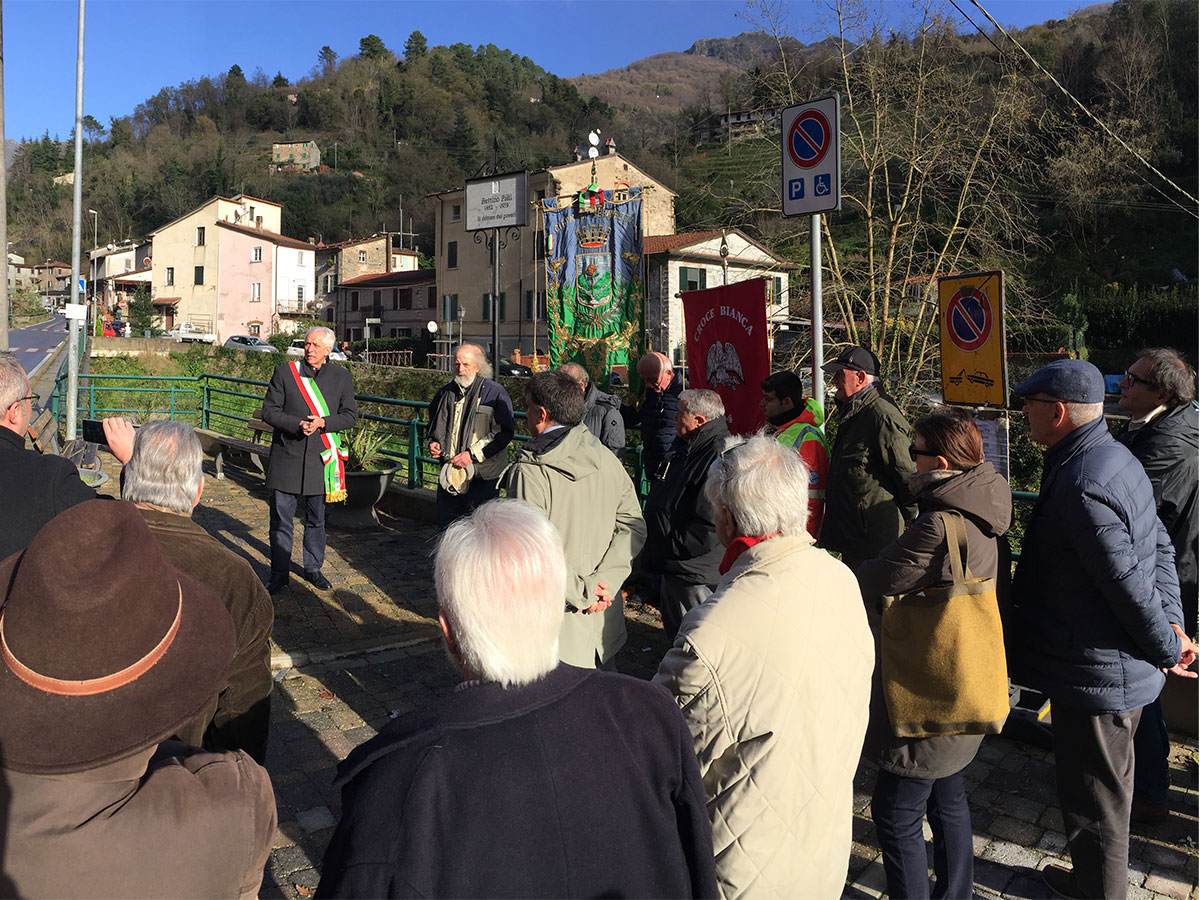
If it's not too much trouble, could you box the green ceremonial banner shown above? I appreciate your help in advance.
[542,186,644,388]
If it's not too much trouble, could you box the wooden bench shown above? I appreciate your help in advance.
[195,408,273,480]
[27,405,103,475]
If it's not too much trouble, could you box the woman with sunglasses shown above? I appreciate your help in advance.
[856,407,1012,899]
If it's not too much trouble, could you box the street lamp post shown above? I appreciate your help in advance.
[87,209,97,329]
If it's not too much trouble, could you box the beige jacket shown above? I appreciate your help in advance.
[654,534,874,899]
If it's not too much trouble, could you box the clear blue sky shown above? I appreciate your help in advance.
[7,0,1094,141]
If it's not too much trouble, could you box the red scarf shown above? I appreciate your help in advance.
[718,532,778,574]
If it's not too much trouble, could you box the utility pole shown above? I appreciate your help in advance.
[65,0,85,439]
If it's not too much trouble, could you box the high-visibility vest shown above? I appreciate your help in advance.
[772,398,829,539]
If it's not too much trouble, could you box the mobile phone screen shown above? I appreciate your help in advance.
[81,419,108,446]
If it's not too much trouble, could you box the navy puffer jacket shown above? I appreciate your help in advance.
[1012,416,1183,714]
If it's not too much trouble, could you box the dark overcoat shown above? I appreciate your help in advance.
[0,425,95,560]
[316,665,717,899]
[261,360,358,496]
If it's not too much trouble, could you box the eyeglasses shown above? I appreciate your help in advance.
[1122,370,1154,388]
[8,393,37,409]
[909,443,940,461]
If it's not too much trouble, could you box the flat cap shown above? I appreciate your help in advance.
[1012,359,1105,404]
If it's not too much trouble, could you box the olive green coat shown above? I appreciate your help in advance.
[819,384,917,561]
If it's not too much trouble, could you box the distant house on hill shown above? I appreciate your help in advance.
[313,234,420,337]
[147,193,315,341]
[272,139,321,172]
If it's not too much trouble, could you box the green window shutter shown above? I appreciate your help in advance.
[482,293,490,322]
[525,290,534,320]
[499,292,506,322]
[774,277,783,303]
[679,266,690,290]
[451,294,459,319]
[699,268,707,290]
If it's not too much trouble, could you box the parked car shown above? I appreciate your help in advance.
[287,338,348,361]
[110,321,127,337]
[224,334,277,353]
[498,359,533,377]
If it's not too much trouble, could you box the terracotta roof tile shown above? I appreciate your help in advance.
[643,231,723,255]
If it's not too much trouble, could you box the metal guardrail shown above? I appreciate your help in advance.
[365,350,414,367]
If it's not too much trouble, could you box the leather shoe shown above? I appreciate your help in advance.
[303,569,332,590]
[265,573,289,595]
[1041,863,1085,899]
[1131,797,1170,825]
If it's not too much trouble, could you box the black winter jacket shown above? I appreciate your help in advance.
[642,418,737,586]
[0,426,95,560]
[261,360,358,495]
[626,372,683,476]
[316,665,718,899]
[1012,416,1183,713]
[1118,402,1199,633]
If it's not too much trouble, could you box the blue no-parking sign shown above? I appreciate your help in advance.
[781,95,841,217]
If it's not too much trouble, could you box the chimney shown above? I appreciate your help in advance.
[308,237,316,245]
[573,146,582,162]
[256,217,263,230]
[605,137,617,156]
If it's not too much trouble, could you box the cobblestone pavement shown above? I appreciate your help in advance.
[94,453,1199,900]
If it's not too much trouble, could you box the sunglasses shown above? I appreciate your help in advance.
[909,443,940,461]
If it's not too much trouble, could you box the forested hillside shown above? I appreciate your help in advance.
[8,0,1196,381]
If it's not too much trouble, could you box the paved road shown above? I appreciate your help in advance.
[9,314,67,377]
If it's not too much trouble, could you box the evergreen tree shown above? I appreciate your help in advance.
[448,108,478,173]
[359,34,389,59]
[404,31,428,60]
[128,285,155,336]
[318,45,338,78]
[272,72,288,88]
[227,64,246,84]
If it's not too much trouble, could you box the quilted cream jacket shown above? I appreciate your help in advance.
[654,533,874,899]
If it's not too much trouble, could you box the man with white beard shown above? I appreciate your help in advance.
[427,344,515,527]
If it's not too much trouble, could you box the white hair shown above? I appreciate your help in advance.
[306,326,336,348]
[456,343,494,380]
[121,420,204,516]
[680,388,724,422]
[1063,400,1103,428]
[863,372,878,386]
[435,499,566,687]
[705,433,810,538]
[0,351,28,410]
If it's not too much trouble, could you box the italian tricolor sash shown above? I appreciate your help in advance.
[288,361,348,502]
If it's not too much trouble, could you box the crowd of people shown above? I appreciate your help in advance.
[0,329,1195,900]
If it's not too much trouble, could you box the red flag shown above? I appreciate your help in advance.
[682,279,770,435]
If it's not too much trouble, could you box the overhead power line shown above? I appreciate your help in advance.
[959,0,1199,218]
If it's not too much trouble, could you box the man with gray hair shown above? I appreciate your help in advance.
[427,343,515,527]
[123,419,274,763]
[0,350,134,560]
[641,388,737,640]
[819,345,916,570]
[1010,359,1195,899]
[558,361,625,458]
[262,326,358,593]
[317,499,717,899]
[655,434,873,897]
[1115,348,1198,824]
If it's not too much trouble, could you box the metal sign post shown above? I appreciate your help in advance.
[780,95,841,415]
[465,155,527,367]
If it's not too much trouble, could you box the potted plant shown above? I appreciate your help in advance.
[326,423,401,530]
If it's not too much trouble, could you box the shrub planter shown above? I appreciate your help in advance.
[326,465,400,530]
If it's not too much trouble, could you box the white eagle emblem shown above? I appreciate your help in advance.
[706,341,745,387]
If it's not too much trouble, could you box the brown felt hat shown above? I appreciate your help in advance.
[0,499,235,774]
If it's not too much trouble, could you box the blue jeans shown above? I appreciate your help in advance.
[1133,697,1169,803]
[872,768,974,899]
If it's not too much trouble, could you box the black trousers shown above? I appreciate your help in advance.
[658,575,712,643]
[1051,702,1142,900]
[436,478,498,529]
[872,768,975,899]
[270,490,326,576]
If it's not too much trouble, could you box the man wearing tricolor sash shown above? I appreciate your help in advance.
[261,327,358,594]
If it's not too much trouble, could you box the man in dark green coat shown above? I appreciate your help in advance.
[818,346,917,570]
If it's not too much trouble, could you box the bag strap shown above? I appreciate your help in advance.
[939,510,975,583]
